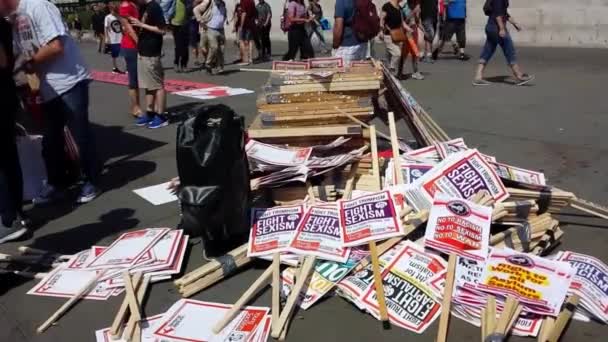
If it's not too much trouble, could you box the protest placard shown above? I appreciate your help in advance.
[153,299,269,342]
[384,159,434,187]
[247,205,305,257]
[289,205,349,263]
[338,190,404,247]
[406,138,467,162]
[246,140,312,170]
[490,161,546,188]
[95,314,163,342]
[406,149,509,211]
[360,241,446,333]
[477,248,574,316]
[555,251,608,322]
[281,247,369,310]
[85,228,170,269]
[27,267,114,300]
[425,195,492,262]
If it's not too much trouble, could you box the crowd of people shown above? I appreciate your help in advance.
[0,0,532,244]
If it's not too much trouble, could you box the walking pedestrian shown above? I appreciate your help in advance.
[432,0,469,61]
[282,0,313,61]
[105,2,125,74]
[0,16,28,243]
[92,5,107,52]
[380,0,410,73]
[201,0,226,74]
[171,0,191,72]
[5,0,101,204]
[119,0,143,118]
[333,0,376,64]
[129,0,169,129]
[419,0,438,62]
[193,0,213,65]
[190,16,202,65]
[255,0,272,60]
[73,15,83,42]
[473,0,533,86]
[400,0,423,79]
[230,3,243,62]
[238,0,257,65]
[307,0,329,54]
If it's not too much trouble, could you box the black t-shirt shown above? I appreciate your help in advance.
[420,0,437,20]
[92,12,105,33]
[0,19,17,126]
[490,0,509,19]
[138,0,165,57]
[382,2,402,31]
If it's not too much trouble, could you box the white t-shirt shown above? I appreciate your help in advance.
[104,14,123,45]
[11,0,90,102]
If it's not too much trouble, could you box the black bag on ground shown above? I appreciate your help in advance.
[176,104,250,257]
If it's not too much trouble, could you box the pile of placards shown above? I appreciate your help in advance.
[95,299,271,342]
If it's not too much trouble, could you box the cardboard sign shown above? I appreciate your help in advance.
[133,182,178,206]
[272,60,310,70]
[477,248,574,316]
[66,246,105,269]
[281,247,369,310]
[95,314,163,342]
[27,267,114,300]
[309,57,344,68]
[361,241,445,333]
[86,228,170,269]
[173,87,254,100]
[451,303,542,337]
[556,251,608,322]
[289,205,349,262]
[406,138,468,162]
[153,299,269,342]
[490,161,546,187]
[384,158,434,187]
[247,206,305,257]
[406,149,508,211]
[246,140,312,169]
[338,190,404,247]
[424,195,492,261]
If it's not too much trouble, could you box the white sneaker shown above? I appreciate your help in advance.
[411,72,425,80]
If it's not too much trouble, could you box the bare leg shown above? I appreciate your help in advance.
[112,57,118,70]
[155,89,166,114]
[240,40,247,63]
[510,64,524,79]
[145,90,155,113]
[474,63,485,80]
[128,88,142,116]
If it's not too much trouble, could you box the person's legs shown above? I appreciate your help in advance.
[432,19,456,60]
[422,18,436,61]
[301,26,314,59]
[218,31,225,70]
[474,24,499,82]
[262,26,271,57]
[40,98,68,189]
[172,26,182,71]
[200,28,209,62]
[206,29,220,69]
[384,36,401,73]
[455,19,469,59]
[124,48,142,116]
[179,24,190,68]
[0,121,23,226]
[283,28,299,61]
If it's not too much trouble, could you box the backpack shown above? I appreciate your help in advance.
[280,1,291,32]
[483,0,493,16]
[352,0,380,42]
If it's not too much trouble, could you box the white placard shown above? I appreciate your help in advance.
[133,182,178,206]
[27,267,114,300]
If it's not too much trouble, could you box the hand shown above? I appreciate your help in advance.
[128,17,143,27]
[166,177,181,195]
[499,29,506,38]
[512,22,522,31]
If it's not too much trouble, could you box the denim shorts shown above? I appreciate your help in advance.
[122,48,138,88]
[109,44,121,58]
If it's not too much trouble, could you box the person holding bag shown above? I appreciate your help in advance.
[380,0,422,80]
[282,0,313,61]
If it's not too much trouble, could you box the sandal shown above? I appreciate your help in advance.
[515,74,535,86]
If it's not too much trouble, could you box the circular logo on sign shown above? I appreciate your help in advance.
[507,255,535,268]
[227,332,246,341]
[287,215,299,221]
[375,202,387,209]
[383,284,394,297]
[447,200,470,216]
[411,169,423,178]
[354,270,369,279]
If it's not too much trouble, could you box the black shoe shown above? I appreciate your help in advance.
[431,49,439,61]
[459,53,471,61]
[0,221,28,244]
[112,68,125,74]
[175,64,182,73]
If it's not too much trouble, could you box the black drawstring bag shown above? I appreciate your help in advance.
[176,104,250,258]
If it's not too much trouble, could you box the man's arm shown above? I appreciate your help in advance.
[130,17,166,34]
[26,37,63,70]
[120,16,138,43]
[265,5,272,26]
[332,17,343,49]
[240,11,246,31]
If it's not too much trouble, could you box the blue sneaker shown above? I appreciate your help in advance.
[33,182,65,206]
[148,115,168,129]
[135,114,153,126]
[76,182,100,204]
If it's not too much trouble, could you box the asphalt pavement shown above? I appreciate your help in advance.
[1,40,607,342]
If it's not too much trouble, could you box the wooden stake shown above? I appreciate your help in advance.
[123,276,150,341]
[122,272,142,321]
[494,296,520,335]
[212,265,274,334]
[174,244,248,287]
[547,295,580,342]
[480,308,487,342]
[271,253,281,334]
[387,112,404,185]
[271,256,316,338]
[278,256,306,340]
[110,273,144,337]
[486,295,496,338]
[537,316,555,342]
[436,254,457,342]
[37,271,105,333]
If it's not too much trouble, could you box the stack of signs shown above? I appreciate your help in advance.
[151,300,270,342]
[337,241,447,333]
[289,204,349,263]
[450,255,543,337]
[338,190,404,247]
[554,251,608,323]
[307,146,367,177]
[27,228,188,300]
[405,138,468,163]
[384,158,434,188]
[405,149,509,211]
[246,140,312,172]
[95,314,164,342]
[424,195,492,262]
[280,247,370,310]
[247,206,305,258]
[477,248,574,316]
[490,161,547,188]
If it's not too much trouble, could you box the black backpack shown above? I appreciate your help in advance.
[176,104,250,257]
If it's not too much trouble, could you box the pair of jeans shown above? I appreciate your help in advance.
[283,25,314,61]
[205,28,225,69]
[308,24,328,50]
[172,24,190,68]
[122,48,139,89]
[255,25,271,57]
[41,80,99,188]
[0,109,23,226]
[479,20,517,65]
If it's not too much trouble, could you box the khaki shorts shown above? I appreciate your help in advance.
[137,55,164,90]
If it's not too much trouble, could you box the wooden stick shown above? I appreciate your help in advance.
[179,255,252,297]
[480,308,487,342]
[494,297,519,335]
[341,109,392,142]
[37,271,105,333]
[212,265,274,334]
[110,273,144,337]
[122,272,142,321]
[271,253,281,334]
[123,276,151,341]
[278,256,306,341]
[388,112,404,185]
[547,295,580,342]
[505,304,523,335]
[174,244,248,287]
[538,316,555,342]
[486,295,496,338]
[271,256,316,338]
[436,254,457,342]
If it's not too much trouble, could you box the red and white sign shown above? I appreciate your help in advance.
[246,140,312,168]
[173,87,254,100]
[85,228,170,269]
[247,206,305,257]
[289,205,349,263]
[424,195,492,261]
[338,190,404,247]
[153,299,269,342]
[27,267,114,300]
[95,314,163,342]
